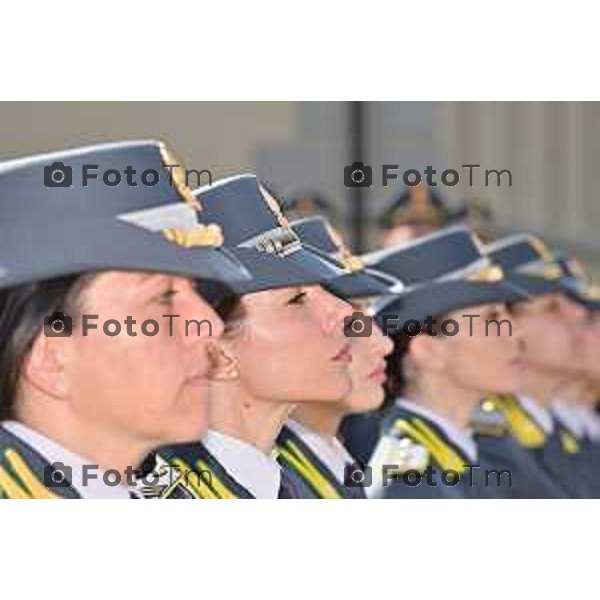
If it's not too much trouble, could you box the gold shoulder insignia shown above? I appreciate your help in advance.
[0,449,62,499]
[492,395,546,448]
[275,442,342,499]
[393,418,470,473]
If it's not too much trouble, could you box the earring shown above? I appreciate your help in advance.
[207,342,240,381]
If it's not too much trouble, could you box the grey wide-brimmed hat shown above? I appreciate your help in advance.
[362,226,528,330]
[0,140,252,294]
[487,234,600,310]
[176,175,381,295]
[290,215,404,299]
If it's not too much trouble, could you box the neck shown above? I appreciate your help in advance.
[403,375,482,430]
[554,378,592,406]
[292,403,345,439]
[209,381,295,454]
[519,368,572,407]
[17,398,149,477]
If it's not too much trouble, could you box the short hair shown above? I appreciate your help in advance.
[0,274,94,420]
[385,313,448,401]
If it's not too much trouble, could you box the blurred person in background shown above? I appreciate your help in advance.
[473,236,596,497]
[358,228,561,498]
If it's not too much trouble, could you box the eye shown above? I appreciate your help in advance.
[287,290,308,305]
[157,287,179,306]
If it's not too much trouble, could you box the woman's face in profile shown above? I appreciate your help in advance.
[217,285,354,403]
[439,303,522,394]
[57,271,224,449]
[343,304,393,414]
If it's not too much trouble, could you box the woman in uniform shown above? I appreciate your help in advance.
[151,175,392,499]
[359,227,556,499]
[273,216,396,499]
[0,140,252,499]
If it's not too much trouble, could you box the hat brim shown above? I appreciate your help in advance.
[296,243,400,299]
[0,215,251,294]
[324,267,401,299]
[374,280,526,331]
[506,273,600,310]
[503,273,565,297]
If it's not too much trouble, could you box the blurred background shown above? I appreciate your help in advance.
[1,101,598,269]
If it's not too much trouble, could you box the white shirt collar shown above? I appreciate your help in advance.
[573,405,600,442]
[203,429,281,499]
[517,395,555,434]
[285,419,356,484]
[395,398,479,462]
[2,421,131,499]
[551,400,586,439]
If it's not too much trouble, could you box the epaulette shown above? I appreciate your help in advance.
[0,447,64,499]
[486,394,547,449]
[392,417,472,473]
[471,396,510,437]
[275,428,344,499]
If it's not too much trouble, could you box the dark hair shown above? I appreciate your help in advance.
[384,314,448,403]
[0,274,94,420]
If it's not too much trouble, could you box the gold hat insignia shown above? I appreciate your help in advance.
[162,223,224,248]
[159,142,202,212]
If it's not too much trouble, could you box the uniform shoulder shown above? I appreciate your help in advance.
[371,410,430,475]
[471,396,510,437]
[476,395,546,448]
[0,427,69,499]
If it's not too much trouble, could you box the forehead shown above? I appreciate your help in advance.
[81,271,179,302]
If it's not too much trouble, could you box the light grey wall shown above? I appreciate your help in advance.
[0,101,597,265]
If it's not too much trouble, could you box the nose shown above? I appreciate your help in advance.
[372,322,394,358]
[314,286,354,336]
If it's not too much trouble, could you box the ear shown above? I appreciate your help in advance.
[21,333,71,400]
[207,341,240,382]
[409,334,448,373]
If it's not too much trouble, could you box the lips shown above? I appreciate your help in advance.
[368,362,387,381]
[332,343,352,364]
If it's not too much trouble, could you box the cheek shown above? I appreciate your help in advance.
[449,335,512,389]
[69,334,189,416]
[235,321,349,401]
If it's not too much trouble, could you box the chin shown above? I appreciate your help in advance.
[347,390,385,414]
[167,411,208,445]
